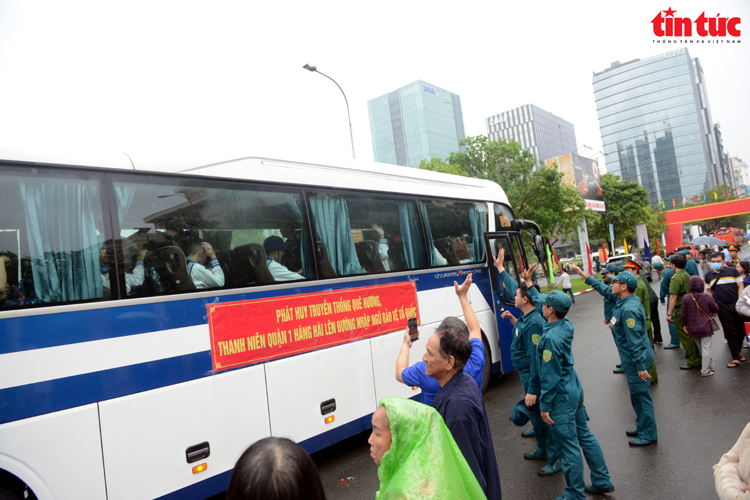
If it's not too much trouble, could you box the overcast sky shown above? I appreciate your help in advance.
[0,0,747,174]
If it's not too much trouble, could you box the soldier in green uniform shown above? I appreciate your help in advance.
[523,283,614,500]
[606,272,659,445]
[682,250,700,277]
[623,260,658,383]
[659,255,682,349]
[667,254,702,369]
[493,251,560,476]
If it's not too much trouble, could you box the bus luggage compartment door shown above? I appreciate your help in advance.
[98,365,270,500]
[264,339,377,454]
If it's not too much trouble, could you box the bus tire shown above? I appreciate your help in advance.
[480,334,492,393]
[0,486,21,500]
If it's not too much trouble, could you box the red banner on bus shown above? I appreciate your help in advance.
[207,282,420,372]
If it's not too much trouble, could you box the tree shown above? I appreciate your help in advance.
[588,174,666,251]
[418,135,587,245]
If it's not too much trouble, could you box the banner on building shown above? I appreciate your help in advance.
[544,153,606,211]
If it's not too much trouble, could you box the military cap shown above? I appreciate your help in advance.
[545,290,572,314]
[510,400,531,426]
[653,262,664,270]
[612,272,637,288]
[624,259,643,271]
[728,244,740,252]
[605,264,619,274]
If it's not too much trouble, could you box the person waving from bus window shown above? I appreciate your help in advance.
[186,241,225,289]
[0,255,10,304]
[395,273,484,406]
[101,247,148,296]
[263,236,305,282]
[371,224,391,272]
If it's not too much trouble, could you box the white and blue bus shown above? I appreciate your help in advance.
[0,156,546,500]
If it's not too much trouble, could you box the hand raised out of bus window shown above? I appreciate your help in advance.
[501,310,517,326]
[454,273,473,298]
[372,224,385,239]
[493,248,505,272]
[136,249,148,261]
[202,242,217,260]
[0,255,9,265]
[569,264,587,279]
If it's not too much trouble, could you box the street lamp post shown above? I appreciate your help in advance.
[303,64,355,159]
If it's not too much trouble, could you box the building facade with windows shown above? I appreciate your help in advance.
[485,104,577,167]
[592,49,723,209]
[367,80,465,167]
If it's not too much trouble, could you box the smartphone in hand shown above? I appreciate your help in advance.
[408,317,419,342]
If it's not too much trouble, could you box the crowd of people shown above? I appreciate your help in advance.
[215,241,750,500]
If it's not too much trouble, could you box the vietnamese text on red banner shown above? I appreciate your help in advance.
[207,281,420,372]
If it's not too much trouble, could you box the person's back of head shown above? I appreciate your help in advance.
[187,241,205,259]
[671,254,686,270]
[227,437,326,500]
[434,317,472,370]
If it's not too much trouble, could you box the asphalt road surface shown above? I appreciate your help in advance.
[310,278,750,500]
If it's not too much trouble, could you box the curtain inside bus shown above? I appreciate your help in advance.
[469,206,487,262]
[19,179,104,303]
[419,203,437,267]
[308,197,365,276]
[398,202,425,269]
[285,194,309,275]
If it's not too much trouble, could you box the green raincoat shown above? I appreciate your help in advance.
[376,397,486,500]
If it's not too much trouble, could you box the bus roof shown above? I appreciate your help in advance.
[181,156,509,205]
[1,155,510,206]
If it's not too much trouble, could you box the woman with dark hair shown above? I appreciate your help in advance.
[736,261,750,287]
[226,437,326,500]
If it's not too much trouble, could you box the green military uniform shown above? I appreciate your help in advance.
[528,289,613,500]
[669,268,702,367]
[627,267,658,382]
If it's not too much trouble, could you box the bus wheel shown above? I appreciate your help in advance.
[0,486,21,500]
[480,334,492,393]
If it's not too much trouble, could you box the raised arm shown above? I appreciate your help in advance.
[455,273,480,340]
[395,328,415,384]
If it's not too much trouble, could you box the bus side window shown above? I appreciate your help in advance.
[307,192,427,277]
[111,178,312,296]
[0,171,108,309]
[419,200,488,267]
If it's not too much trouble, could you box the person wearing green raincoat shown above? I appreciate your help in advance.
[369,397,486,500]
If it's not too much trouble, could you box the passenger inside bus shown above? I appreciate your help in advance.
[186,241,225,289]
[0,254,9,305]
[263,236,305,282]
[100,246,148,296]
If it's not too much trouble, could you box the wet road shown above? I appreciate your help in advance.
[312,279,750,500]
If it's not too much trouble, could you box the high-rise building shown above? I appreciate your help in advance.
[367,80,465,167]
[592,49,722,208]
[485,104,577,167]
[714,122,734,188]
[731,157,749,190]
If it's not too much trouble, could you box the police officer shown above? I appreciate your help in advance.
[728,244,742,266]
[523,269,614,499]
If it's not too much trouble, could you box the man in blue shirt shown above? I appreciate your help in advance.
[523,276,614,500]
[396,274,484,405]
[426,308,502,499]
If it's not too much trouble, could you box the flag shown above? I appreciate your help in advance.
[704,194,707,203]
[694,195,697,203]
[683,197,686,206]
[655,237,659,257]
[672,199,676,207]
[586,242,593,274]
[624,238,629,253]
[643,239,652,263]
[726,189,729,198]
[601,242,609,263]
[738,187,741,196]
[661,200,665,208]
[546,244,555,286]
[550,245,563,273]
[715,191,718,200]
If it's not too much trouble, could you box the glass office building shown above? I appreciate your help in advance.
[367,80,465,167]
[593,49,723,208]
[486,104,577,168]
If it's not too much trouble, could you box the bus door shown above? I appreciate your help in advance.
[483,231,528,374]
